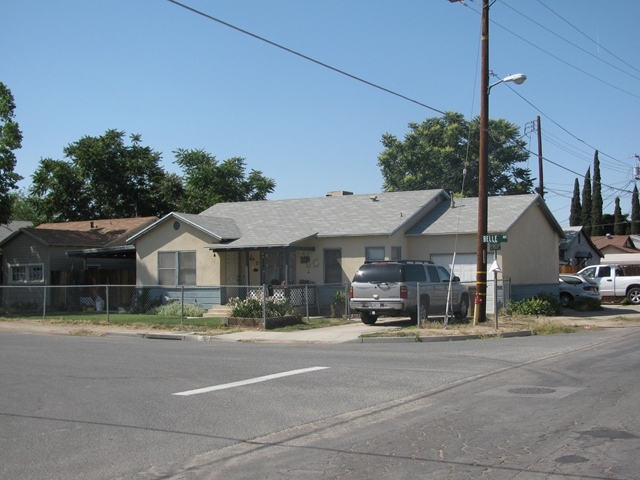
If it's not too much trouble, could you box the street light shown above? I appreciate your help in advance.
[474,0,526,324]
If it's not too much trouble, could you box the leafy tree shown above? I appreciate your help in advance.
[591,150,604,236]
[613,197,627,235]
[378,111,534,196]
[174,148,275,213]
[0,82,24,225]
[569,178,581,226]
[631,185,640,234]
[581,168,592,235]
[29,130,180,221]
[9,188,43,225]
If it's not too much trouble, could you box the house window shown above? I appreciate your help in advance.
[365,246,385,262]
[324,249,342,284]
[10,264,44,283]
[391,246,402,261]
[158,251,196,285]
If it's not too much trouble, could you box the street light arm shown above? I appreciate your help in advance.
[487,73,527,93]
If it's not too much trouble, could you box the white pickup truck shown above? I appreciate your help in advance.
[577,264,640,304]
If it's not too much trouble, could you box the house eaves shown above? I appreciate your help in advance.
[127,212,240,244]
[206,233,319,252]
[66,245,136,259]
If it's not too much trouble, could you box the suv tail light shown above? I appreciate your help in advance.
[400,285,408,299]
[349,285,353,299]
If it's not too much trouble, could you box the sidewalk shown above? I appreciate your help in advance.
[1,304,639,344]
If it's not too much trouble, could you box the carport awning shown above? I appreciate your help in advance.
[66,245,136,259]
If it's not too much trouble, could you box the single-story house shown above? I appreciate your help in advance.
[592,234,640,266]
[0,217,157,307]
[127,190,565,309]
[559,226,602,269]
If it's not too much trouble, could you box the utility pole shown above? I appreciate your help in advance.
[474,0,490,324]
[537,116,544,198]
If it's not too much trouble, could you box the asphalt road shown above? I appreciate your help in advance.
[1,328,639,479]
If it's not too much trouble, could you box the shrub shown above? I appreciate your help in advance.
[331,290,346,318]
[151,303,205,317]
[508,292,562,317]
[230,297,295,318]
[571,297,602,312]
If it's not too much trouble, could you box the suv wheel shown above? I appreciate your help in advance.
[454,294,469,319]
[360,312,378,325]
[410,296,429,323]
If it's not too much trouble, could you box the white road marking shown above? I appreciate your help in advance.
[173,366,330,396]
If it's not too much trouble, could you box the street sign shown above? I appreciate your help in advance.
[482,234,508,243]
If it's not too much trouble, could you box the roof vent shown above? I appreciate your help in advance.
[369,195,378,202]
[606,233,612,239]
[326,190,353,196]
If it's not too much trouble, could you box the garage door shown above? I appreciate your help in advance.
[430,253,476,283]
[430,253,499,314]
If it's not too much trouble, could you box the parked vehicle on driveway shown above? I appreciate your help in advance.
[348,260,469,325]
[578,264,640,304]
[559,274,601,307]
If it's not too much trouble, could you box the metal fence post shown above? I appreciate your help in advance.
[305,283,309,321]
[181,285,185,328]
[106,284,110,323]
[262,284,267,328]
[344,283,349,318]
[42,283,47,319]
[416,282,421,328]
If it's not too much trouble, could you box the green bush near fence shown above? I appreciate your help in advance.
[149,303,205,317]
[508,292,563,317]
[229,297,295,318]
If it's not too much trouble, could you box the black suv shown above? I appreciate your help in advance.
[348,260,469,325]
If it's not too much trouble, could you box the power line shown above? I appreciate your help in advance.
[503,2,640,82]
[167,0,446,115]
[459,3,640,100]
[535,0,640,76]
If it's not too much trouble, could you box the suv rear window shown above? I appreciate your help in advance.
[353,264,403,283]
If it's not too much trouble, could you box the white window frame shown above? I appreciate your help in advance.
[10,263,44,283]
[365,246,385,262]
[158,251,196,286]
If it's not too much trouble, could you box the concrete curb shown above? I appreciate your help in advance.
[359,330,533,343]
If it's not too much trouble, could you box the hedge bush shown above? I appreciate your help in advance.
[508,292,562,316]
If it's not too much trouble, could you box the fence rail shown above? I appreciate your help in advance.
[0,283,349,323]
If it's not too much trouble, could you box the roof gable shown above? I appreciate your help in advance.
[406,194,565,237]
[126,212,241,244]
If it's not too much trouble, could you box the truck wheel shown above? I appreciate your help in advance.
[410,297,429,323]
[560,292,573,307]
[360,312,378,325]
[627,288,640,305]
[454,294,469,319]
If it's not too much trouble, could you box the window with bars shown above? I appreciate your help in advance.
[158,251,196,285]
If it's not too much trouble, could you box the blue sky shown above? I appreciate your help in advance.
[3,0,639,227]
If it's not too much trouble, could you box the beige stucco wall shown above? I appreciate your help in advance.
[406,234,477,260]
[501,206,560,285]
[134,220,219,286]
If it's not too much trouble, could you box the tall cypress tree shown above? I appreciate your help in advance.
[614,197,625,235]
[569,178,582,226]
[591,151,604,236]
[581,167,592,235]
[631,185,640,234]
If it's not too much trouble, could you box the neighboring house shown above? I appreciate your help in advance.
[559,226,602,269]
[0,217,157,307]
[127,190,564,308]
[592,234,640,266]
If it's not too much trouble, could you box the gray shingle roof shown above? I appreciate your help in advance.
[407,194,564,236]
[200,190,446,248]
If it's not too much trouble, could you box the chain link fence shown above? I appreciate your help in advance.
[0,283,350,323]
